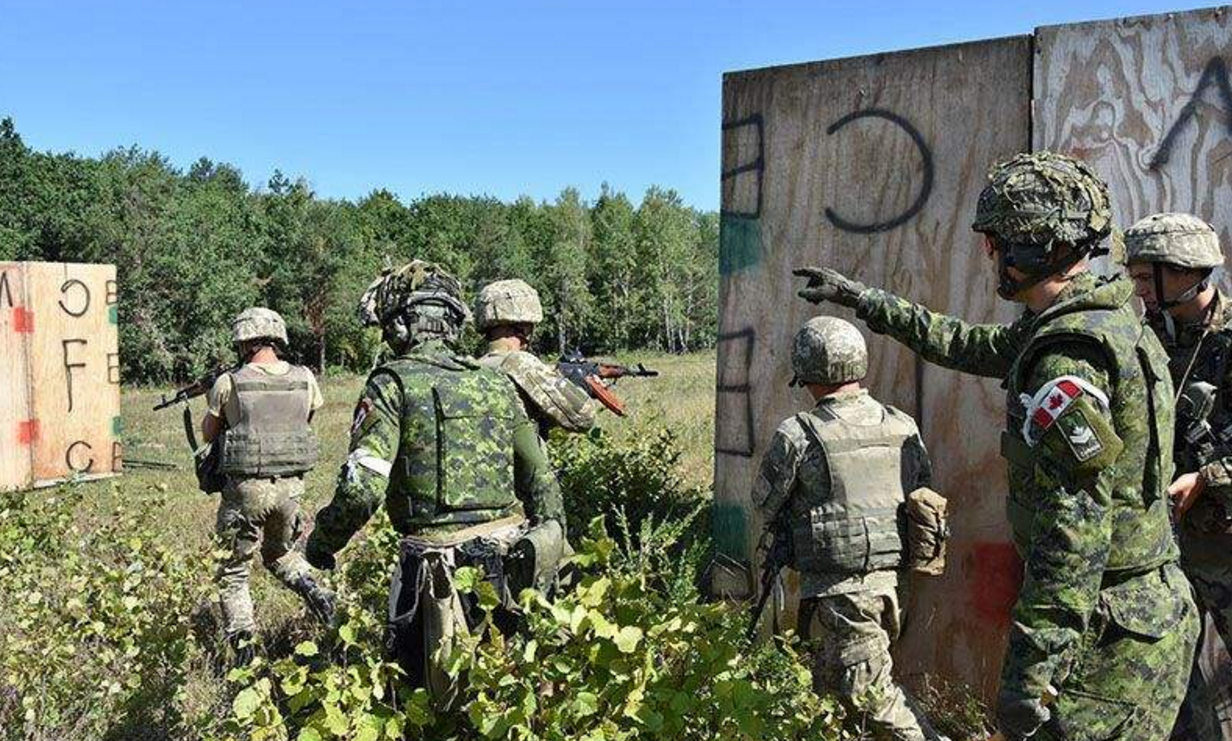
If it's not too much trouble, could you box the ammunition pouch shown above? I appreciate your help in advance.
[194,440,225,494]
[506,520,570,595]
[905,487,949,576]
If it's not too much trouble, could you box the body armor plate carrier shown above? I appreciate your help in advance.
[791,404,915,574]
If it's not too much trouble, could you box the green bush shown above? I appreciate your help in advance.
[0,429,853,741]
[0,485,214,740]
[549,426,709,544]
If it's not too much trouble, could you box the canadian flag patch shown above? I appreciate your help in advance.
[1021,375,1110,446]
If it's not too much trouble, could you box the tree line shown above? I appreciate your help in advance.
[0,117,719,383]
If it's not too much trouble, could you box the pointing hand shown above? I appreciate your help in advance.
[792,266,867,308]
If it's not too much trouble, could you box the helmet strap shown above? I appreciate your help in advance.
[1156,265,1212,311]
[995,242,1084,300]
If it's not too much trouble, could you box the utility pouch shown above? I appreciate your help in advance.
[194,440,225,494]
[506,520,569,595]
[905,487,949,576]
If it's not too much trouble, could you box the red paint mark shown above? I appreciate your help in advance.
[969,541,1023,626]
[17,420,39,445]
[12,307,33,333]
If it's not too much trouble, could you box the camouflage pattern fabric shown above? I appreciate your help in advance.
[1126,213,1224,270]
[215,475,334,635]
[791,316,869,386]
[1146,289,1232,741]
[856,271,1198,740]
[233,307,288,345]
[755,389,942,740]
[474,279,544,330]
[753,389,932,597]
[971,152,1112,251]
[306,339,563,563]
[478,348,598,433]
[801,584,945,741]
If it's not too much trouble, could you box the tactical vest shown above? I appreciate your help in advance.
[789,402,914,575]
[219,364,319,477]
[1001,283,1177,575]
[1156,296,1232,540]
[380,355,520,529]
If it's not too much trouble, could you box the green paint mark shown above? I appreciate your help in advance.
[112,416,124,436]
[712,502,750,559]
[720,214,761,275]
[109,305,118,325]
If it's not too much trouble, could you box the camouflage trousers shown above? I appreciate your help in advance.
[1173,535,1232,741]
[215,475,331,636]
[799,584,943,741]
[1036,562,1198,741]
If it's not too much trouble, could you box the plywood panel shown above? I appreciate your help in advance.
[0,263,33,492]
[22,262,121,485]
[1035,7,1232,279]
[715,37,1031,699]
[1035,7,1232,729]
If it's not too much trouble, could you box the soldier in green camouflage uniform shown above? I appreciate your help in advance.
[1125,213,1231,741]
[203,307,336,662]
[474,279,599,436]
[754,316,947,741]
[796,152,1198,741]
[304,262,565,708]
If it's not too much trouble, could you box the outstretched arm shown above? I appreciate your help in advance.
[305,372,402,570]
[857,288,1027,379]
[794,266,1026,378]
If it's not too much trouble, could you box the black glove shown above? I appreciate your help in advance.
[305,539,336,571]
[996,688,1051,741]
[792,266,867,308]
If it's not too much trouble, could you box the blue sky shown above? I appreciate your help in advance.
[0,0,1204,209]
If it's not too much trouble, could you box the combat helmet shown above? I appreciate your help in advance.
[358,261,471,350]
[972,151,1112,299]
[233,307,288,346]
[1125,212,1224,312]
[791,316,868,386]
[475,279,544,331]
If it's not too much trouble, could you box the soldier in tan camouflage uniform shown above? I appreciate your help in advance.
[754,316,947,741]
[474,279,599,436]
[203,308,335,662]
[1124,213,1231,741]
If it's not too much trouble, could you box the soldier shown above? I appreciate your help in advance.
[1124,212,1230,741]
[202,307,336,663]
[754,316,946,741]
[474,279,599,436]
[795,152,1198,740]
[304,262,566,708]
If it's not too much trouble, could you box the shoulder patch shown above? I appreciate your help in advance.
[1020,375,1110,447]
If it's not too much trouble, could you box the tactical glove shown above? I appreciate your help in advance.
[305,539,336,571]
[996,688,1051,741]
[792,266,867,308]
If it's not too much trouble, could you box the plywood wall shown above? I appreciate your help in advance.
[716,3,1232,706]
[0,262,121,491]
[1035,5,1232,725]
[716,37,1030,698]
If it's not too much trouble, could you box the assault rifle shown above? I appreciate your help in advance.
[746,504,793,641]
[557,350,658,416]
[153,365,236,413]
[153,364,237,493]
[1177,381,1223,467]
